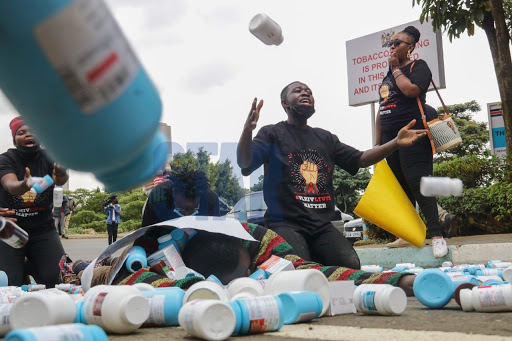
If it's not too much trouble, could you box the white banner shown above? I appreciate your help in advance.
[346,20,445,106]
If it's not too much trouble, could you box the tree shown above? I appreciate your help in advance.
[414,0,512,155]
[250,175,265,192]
[332,167,372,214]
[433,101,490,162]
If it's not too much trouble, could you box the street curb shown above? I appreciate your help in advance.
[452,243,512,265]
[355,245,456,268]
[355,243,512,268]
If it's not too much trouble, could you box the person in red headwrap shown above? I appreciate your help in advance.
[0,116,69,287]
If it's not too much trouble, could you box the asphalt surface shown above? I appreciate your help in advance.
[2,233,512,340]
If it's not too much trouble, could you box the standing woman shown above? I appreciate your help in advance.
[0,116,69,286]
[375,26,448,258]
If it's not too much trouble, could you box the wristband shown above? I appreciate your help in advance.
[392,69,401,75]
[394,73,404,80]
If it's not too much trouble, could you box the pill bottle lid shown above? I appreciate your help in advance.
[458,288,475,311]
[122,295,150,325]
[374,286,406,315]
[413,269,453,308]
[453,282,476,306]
[0,270,8,287]
[157,234,172,244]
[502,268,512,282]
[171,228,185,240]
[183,281,229,303]
[180,300,236,340]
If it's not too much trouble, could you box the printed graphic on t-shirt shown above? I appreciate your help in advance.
[379,76,398,116]
[289,149,332,210]
[7,190,51,218]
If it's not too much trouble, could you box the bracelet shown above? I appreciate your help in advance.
[394,73,404,80]
[392,69,401,75]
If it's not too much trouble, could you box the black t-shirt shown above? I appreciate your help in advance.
[243,121,363,234]
[378,59,432,133]
[141,180,221,227]
[0,149,55,231]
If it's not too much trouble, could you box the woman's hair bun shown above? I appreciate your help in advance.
[403,26,420,43]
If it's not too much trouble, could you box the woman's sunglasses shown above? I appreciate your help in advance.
[391,39,412,47]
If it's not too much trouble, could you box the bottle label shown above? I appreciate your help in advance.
[34,0,139,114]
[0,304,12,328]
[144,295,166,326]
[477,287,507,307]
[84,291,108,327]
[242,296,280,333]
[361,291,378,311]
[2,234,24,248]
[27,325,84,341]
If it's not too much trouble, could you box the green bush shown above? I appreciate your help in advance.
[119,219,142,233]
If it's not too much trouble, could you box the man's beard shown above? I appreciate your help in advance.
[16,144,41,157]
[291,104,316,121]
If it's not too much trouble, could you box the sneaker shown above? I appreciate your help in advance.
[62,234,69,239]
[432,237,448,258]
[386,238,413,248]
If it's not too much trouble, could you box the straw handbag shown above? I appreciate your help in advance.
[417,80,462,154]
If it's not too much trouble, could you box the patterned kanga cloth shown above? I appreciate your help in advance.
[87,223,408,289]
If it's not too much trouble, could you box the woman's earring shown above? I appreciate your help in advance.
[407,50,411,58]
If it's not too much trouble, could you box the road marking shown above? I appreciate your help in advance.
[273,324,512,341]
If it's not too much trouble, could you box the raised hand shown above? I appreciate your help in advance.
[52,163,67,183]
[244,98,263,132]
[397,119,427,147]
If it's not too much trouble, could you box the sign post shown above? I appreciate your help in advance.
[487,102,506,157]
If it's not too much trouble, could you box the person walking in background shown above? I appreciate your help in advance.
[104,195,121,245]
[375,25,449,257]
[52,195,69,239]
[237,81,426,269]
[0,116,69,287]
[65,195,77,236]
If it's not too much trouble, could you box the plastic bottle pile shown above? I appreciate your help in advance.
[380,259,512,311]
[0,233,413,341]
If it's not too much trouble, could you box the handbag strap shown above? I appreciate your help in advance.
[416,97,436,155]
[431,80,450,116]
[409,62,436,155]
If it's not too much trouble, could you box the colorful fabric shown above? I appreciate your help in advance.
[95,222,408,289]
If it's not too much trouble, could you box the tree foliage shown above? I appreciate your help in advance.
[432,101,489,162]
[332,167,372,214]
[414,0,512,155]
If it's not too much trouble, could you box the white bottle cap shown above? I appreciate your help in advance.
[459,288,475,312]
[264,269,330,316]
[502,267,512,282]
[178,299,236,341]
[121,295,151,325]
[183,281,230,304]
[378,286,407,315]
[133,282,156,292]
[226,277,264,298]
[158,234,172,244]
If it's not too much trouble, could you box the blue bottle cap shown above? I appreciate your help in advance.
[413,268,453,308]
[0,271,8,287]
[227,301,242,335]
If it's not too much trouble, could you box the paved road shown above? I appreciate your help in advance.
[105,298,512,341]
[56,238,512,341]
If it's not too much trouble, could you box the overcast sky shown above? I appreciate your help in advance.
[0,0,500,191]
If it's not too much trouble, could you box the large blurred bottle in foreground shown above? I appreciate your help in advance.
[0,0,168,191]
